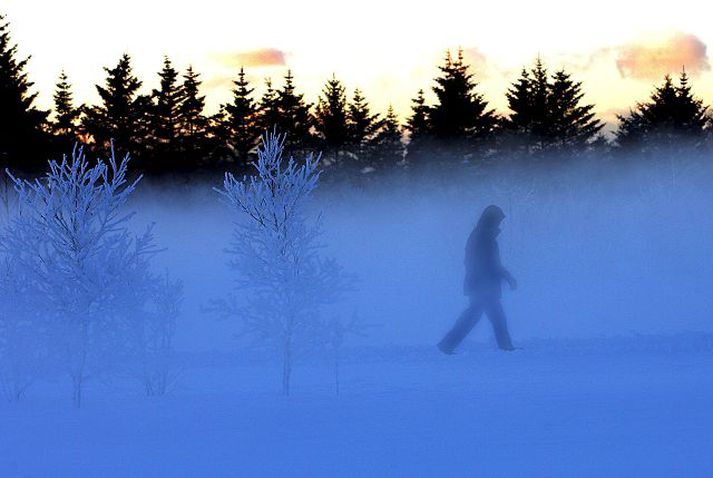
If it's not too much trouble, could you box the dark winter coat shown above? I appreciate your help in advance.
[463,206,506,298]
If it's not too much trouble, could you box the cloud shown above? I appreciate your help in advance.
[615,32,710,80]
[458,47,512,81]
[461,48,488,71]
[213,48,287,68]
[203,76,235,91]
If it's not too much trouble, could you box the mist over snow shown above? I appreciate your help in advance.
[3,146,713,476]
[132,154,713,352]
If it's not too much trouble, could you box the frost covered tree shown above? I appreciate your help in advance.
[0,253,49,402]
[215,132,348,395]
[3,146,158,407]
[319,311,366,395]
[141,272,183,396]
[0,185,47,402]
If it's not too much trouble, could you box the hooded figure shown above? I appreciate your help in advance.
[438,205,517,353]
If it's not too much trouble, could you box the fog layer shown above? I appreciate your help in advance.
[135,155,713,351]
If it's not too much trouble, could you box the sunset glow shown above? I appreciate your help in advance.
[4,0,713,125]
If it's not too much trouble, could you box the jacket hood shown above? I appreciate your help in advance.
[477,205,505,231]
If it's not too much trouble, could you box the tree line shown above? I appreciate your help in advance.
[2,14,712,178]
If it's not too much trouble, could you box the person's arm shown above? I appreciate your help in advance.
[501,267,517,290]
[494,241,517,290]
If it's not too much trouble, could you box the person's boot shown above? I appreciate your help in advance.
[437,340,455,355]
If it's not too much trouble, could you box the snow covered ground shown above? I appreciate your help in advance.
[2,336,712,477]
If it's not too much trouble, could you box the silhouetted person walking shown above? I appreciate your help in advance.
[438,205,517,353]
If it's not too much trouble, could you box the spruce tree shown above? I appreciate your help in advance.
[616,71,710,153]
[370,105,404,170]
[51,70,80,152]
[147,56,183,173]
[428,49,497,162]
[528,58,550,141]
[548,70,602,150]
[407,89,429,136]
[276,70,313,154]
[177,65,209,171]
[502,67,535,151]
[218,67,260,169]
[83,54,150,160]
[504,58,602,156]
[346,88,382,163]
[405,89,431,165]
[0,14,48,171]
[257,78,280,133]
[314,74,349,165]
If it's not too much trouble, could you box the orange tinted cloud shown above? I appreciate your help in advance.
[616,32,710,80]
[215,48,286,68]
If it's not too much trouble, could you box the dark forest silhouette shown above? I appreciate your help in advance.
[1,14,712,179]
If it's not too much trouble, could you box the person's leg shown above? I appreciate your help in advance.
[484,300,515,351]
[438,299,483,354]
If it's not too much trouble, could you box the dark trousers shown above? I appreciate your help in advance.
[439,296,514,352]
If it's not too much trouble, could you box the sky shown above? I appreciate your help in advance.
[4,0,713,127]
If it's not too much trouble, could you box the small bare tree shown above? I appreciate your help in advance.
[141,272,183,396]
[215,132,348,395]
[0,175,41,402]
[320,311,367,396]
[0,255,47,402]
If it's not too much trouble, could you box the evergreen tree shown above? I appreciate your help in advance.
[51,70,81,152]
[428,49,497,162]
[548,70,602,150]
[147,56,183,173]
[519,59,549,141]
[616,71,710,153]
[257,77,280,133]
[346,88,382,163]
[217,67,260,169]
[407,89,430,137]
[82,54,150,160]
[405,89,431,165]
[276,70,314,154]
[370,105,404,170]
[177,65,209,171]
[502,66,538,151]
[0,14,48,171]
[503,58,602,156]
[314,74,349,165]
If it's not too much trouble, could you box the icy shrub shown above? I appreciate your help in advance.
[214,132,349,395]
[2,146,159,407]
[140,272,183,396]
